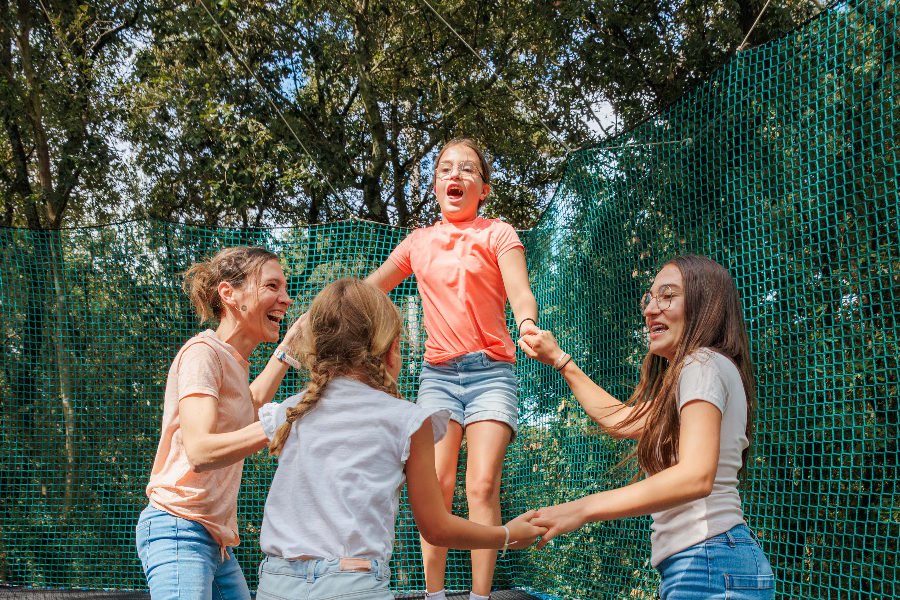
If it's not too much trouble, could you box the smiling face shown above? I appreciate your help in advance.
[434,143,490,223]
[643,264,686,361]
[232,259,292,345]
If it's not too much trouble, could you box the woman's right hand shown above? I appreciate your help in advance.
[281,311,308,351]
[517,330,565,367]
[503,510,548,549]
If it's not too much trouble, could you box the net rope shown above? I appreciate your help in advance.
[1,1,897,598]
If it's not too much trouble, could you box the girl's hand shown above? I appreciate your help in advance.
[530,500,587,549]
[517,330,564,366]
[518,320,542,338]
[503,510,548,550]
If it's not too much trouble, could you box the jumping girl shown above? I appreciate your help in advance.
[256,279,545,600]
[137,246,302,600]
[518,255,775,600]
[366,138,540,600]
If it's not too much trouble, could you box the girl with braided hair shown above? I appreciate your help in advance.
[256,279,545,600]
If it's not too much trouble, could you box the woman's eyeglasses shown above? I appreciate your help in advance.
[640,285,683,311]
[435,161,485,181]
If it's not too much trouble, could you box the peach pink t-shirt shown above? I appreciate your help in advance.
[389,217,524,364]
[145,329,255,548]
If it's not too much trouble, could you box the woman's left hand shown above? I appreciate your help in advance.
[281,311,308,348]
[530,499,587,549]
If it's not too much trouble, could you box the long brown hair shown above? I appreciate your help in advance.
[182,246,277,323]
[268,278,404,456]
[610,255,756,477]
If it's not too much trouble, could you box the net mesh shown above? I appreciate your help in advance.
[1,0,898,598]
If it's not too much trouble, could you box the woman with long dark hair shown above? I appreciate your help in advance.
[518,255,775,600]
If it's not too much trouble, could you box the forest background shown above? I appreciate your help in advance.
[1,0,822,231]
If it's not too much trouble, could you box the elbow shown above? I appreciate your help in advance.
[687,473,715,500]
[418,523,449,547]
[185,447,215,473]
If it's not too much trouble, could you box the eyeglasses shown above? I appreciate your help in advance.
[640,285,684,311]
[435,160,485,181]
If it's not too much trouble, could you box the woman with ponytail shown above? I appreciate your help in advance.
[256,279,545,600]
[137,246,303,600]
[517,256,775,600]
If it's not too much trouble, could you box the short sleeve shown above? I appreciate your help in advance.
[176,342,222,402]
[258,392,304,441]
[401,407,452,463]
[388,232,415,276]
[491,221,525,259]
[678,352,727,415]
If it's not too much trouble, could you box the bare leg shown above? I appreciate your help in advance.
[421,420,464,593]
[464,420,512,597]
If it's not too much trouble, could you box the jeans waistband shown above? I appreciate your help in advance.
[261,556,390,581]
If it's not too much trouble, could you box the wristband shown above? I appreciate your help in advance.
[274,346,301,370]
[552,352,569,370]
[556,355,573,372]
[517,317,537,332]
[500,525,510,558]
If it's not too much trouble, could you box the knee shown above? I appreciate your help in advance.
[465,475,499,506]
[436,471,458,497]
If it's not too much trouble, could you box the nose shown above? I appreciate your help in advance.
[643,297,660,318]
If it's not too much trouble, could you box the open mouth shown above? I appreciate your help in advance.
[266,311,284,326]
[446,183,464,201]
[649,323,668,338]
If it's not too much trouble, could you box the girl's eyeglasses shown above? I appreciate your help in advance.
[435,161,485,181]
[640,285,683,311]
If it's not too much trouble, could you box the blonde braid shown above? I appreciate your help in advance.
[362,352,402,400]
[268,368,332,456]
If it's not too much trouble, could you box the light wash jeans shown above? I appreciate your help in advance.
[656,524,775,600]
[256,556,392,600]
[136,506,251,600]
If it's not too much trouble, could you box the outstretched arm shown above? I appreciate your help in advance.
[518,330,646,438]
[498,248,539,336]
[180,394,269,472]
[406,418,546,550]
[530,400,722,548]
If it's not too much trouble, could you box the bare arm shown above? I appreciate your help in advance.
[366,259,408,294]
[405,418,546,549]
[518,330,646,438]
[498,249,539,335]
[180,394,270,472]
[248,316,306,413]
[530,400,722,548]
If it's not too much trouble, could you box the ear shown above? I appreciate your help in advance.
[384,337,401,370]
[480,182,491,200]
[218,281,237,312]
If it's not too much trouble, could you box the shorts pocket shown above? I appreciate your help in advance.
[724,574,775,600]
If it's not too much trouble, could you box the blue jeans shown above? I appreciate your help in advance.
[135,506,251,600]
[257,556,392,600]
[656,525,775,600]
[417,351,519,440]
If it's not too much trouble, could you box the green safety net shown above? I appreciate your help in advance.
[0,0,897,598]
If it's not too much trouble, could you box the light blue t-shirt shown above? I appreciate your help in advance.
[258,377,450,562]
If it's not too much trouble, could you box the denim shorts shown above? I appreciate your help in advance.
[417,351,519,441]
[257,556,391,600]
[656,524,775,600]
[136,505,250,600]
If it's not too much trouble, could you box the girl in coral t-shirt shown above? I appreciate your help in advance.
[366,138,540,600]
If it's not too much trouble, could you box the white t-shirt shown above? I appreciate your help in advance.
[650,349,750,566]
[258,377,450,562]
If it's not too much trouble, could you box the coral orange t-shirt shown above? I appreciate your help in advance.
[145,330,255,549]
[389,218,524,364]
